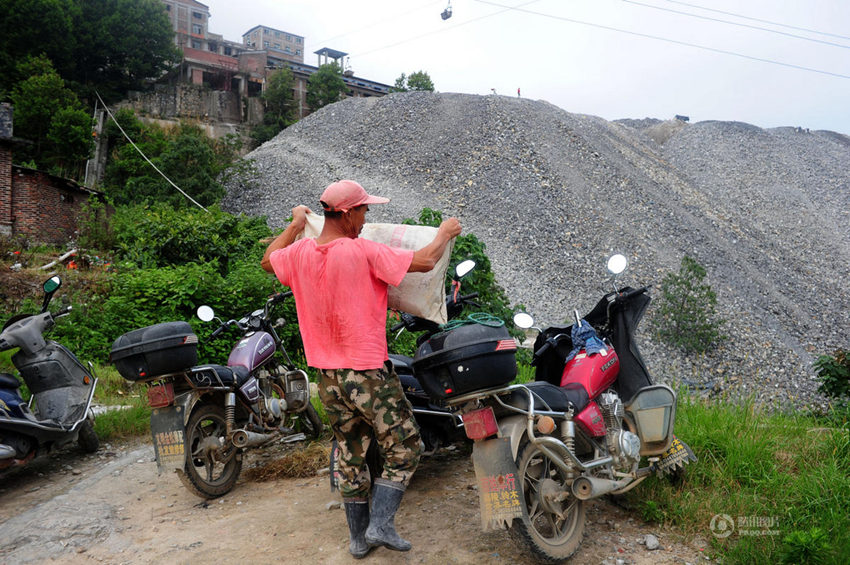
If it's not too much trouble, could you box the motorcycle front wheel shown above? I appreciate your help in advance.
[182,404,242,499]
[509,439,586,563]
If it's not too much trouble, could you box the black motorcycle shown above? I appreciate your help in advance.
[0,276,99,469]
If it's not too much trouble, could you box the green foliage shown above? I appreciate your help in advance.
[632,394,850,564]
[9,55,92,176]
[66,0,178,102]
[76,197,115,250]
[653,256,726,354]
[813,349,850,403]
[780,528,833,565]
[1,0,177,104]
[0,0,74,82]
[111,204,270,272]
[306,63,348,111]
[103,114,236,207]
[390,70,435,92]
[252,67,298,146]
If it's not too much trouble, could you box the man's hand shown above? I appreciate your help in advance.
[261,205,314,273]
[409,217,463,273]
[291,205,312,227]
[438,218,462,241]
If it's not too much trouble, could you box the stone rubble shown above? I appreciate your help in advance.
[222,92,850,410]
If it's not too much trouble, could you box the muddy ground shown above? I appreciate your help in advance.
[0,439,712,564]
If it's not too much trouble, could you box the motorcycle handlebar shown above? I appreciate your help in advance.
[53,305,73,318]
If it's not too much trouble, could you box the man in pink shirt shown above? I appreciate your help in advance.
[261,180,461,558]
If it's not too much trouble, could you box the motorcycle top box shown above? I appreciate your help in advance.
[413,322,517,400]
[110,322,198,381]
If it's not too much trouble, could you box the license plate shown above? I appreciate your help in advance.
[471,438,525,530]
[655,435,697,475]
[150,405,186,473]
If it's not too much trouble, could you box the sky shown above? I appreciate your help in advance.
[201,0,850,134]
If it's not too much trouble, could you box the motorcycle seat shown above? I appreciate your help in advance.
[187,365,252,388]
[0,373,20,389]
[503,381,589,414]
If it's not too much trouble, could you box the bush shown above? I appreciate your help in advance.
[112,203,270,273]
[813,349,850,403]
[653,256,726,354]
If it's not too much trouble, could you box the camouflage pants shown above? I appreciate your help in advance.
[318,362,421,500]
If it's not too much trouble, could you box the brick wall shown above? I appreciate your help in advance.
[8,166,91,244]
[0,143,12,236]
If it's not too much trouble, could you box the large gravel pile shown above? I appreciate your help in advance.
[222,92,850,409]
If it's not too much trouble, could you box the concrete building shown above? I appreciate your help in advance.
[156,1,390,120]
[242,25,305,64]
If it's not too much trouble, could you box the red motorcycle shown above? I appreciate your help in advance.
[410,254,696,562]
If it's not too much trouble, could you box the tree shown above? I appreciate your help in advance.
[653,256,727,354]
[69,0,178,102]
[9,55,92,177]
[103,114,233,208]
[0,0,75,83]
[390,70,435,93]
[407,71,435,92]
[252,67,298,146]
[305,63,348,112]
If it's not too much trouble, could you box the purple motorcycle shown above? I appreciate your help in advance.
[110,292,322,499]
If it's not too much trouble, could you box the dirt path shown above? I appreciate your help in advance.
[0,440,711,564]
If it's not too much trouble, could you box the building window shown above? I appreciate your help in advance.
[192,39,201,49]
[295,49,301,55]
[285,46,291,53]
[193,11,203,19]
[275,31,280,38]
[296,37,302,44]
[274,43,281,49]
[263,28,268,35]
[264,41,270,48]
[286,34,291,41]
[224,46,232,55]
[192,24,203,34]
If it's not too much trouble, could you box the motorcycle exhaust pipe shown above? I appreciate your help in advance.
[231,429,276,448]
[571,475,632,501]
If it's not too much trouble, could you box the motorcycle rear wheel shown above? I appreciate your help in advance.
[510,439,586,563]
[182,404,242,499]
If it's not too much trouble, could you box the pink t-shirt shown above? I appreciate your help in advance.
[269,237,414,370]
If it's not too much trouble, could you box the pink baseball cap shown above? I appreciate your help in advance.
[320,180,389,212]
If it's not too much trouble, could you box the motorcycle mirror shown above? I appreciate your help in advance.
[513,312,535,329]
[455,259,476,279]
[43,276,62,294]
[606,254,628,276]
[197,305,215,322]
[41,275,62,312]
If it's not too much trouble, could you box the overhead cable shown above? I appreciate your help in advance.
[472,0,850,80]
[622,0,850,50]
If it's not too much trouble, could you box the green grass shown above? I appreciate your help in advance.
[631,394,850,565]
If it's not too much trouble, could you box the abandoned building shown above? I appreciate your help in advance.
[1,105,101,244]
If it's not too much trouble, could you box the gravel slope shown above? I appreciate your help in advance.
[222,92,850,409]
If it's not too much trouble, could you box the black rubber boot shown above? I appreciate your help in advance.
[364,481,412,552]
[344,500,372,559]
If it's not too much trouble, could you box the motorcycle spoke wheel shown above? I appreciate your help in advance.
[182,404,242,499]
[510,440,586,563]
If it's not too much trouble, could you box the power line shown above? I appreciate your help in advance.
[622,0,850,50]
[351,0,542,59]
[662,0,850,41]
[471,0,850,80]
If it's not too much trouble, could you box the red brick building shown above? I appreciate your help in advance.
[1,104,101,245]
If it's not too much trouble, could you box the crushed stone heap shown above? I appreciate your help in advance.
[223,91,850,409]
